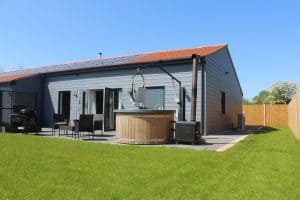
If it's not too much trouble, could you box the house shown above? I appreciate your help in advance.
[0,44,243,134]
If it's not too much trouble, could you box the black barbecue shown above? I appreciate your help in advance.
[10,109,39,133]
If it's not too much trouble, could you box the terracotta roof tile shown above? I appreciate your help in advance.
[0,73,36,84]
[126,44,226,64]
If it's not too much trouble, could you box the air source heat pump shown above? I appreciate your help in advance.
[174,121,201,144]
[237,114,245,130]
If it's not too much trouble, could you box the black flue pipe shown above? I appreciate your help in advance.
[191,54,199,121]
[200,56,206,135]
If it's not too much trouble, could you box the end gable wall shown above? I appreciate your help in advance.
[205,47,243,133]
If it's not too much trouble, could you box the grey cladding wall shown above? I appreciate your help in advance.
[42,63,203,126]
[42,48,242,134]
[205,47,243,133]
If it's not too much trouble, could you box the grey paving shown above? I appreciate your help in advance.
[136,126,260,151]
[27,126,261,151]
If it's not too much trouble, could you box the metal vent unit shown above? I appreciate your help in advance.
[173,55,205,144]
[174,121,201,144]
[237,114,245,130]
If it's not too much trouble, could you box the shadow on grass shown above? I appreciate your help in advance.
[252,126,278,135]
[82,138,111,142]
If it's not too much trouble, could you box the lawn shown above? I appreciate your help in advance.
[0,127,300,200]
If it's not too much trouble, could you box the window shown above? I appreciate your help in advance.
[221,91,225,114]
[144,87,165,109]
[58,91,71,117]
[81,90,104,114]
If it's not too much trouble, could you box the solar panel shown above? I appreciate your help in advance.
[0,54,143,77]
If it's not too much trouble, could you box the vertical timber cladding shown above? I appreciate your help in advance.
[242,104,288,127]
[288,91,300,139]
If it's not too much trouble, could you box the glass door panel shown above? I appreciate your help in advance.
[104,88,115,131]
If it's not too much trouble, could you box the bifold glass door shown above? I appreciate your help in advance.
[58,91,71,118]
[104,88,120,131]
[77,88,120,131]
[104,88,114,131]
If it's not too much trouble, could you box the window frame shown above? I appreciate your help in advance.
[144,86,165,110]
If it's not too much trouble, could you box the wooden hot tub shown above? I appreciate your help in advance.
[115,110,175,144]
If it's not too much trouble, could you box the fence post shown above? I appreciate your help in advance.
[263,104,266,126]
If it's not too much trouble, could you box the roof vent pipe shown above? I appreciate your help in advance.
[191,54,199,121]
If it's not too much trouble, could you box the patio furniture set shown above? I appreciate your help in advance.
[52,113,104,139]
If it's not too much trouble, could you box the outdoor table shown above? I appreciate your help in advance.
[55,122,68,126]
[55,121,68,135]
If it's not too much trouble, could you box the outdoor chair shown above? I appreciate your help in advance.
[74,114,94,139]
[10,114,22,132]
[93,114,104,136]
[52,113,68,136]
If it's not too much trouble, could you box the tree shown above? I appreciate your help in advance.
[267,81,298,104]
[242,98,252,104]
[252,90,270,104]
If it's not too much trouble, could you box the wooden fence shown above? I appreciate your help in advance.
[288,91,300,139]
[242,104,288,127]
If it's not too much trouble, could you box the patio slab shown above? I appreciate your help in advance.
[137,126,260,151]
[31,126,261,151]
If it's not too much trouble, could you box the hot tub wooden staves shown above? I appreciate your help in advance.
[115,110,175,144]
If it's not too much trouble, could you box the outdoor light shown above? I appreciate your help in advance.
[73,91,78,98]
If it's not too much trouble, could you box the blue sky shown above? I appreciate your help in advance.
[0,0,299,99]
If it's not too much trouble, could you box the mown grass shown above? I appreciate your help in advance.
[0,127,300,199]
